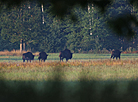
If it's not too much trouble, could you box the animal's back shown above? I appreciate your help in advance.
[39,52,47,59]
[59,49,73,61]
[110,50,121,60]
[63,49,72,58]
[112,50,121,56]
[22,52,34,62]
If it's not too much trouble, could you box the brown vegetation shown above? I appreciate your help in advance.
[131,50,138,54]
[122,50,138,54]
[0,49,138,56]
[0,59,137,69]
[0,50,39,56]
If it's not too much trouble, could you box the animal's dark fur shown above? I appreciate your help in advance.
[38,52,48,62]
[22,52,35,62]
[59,49,73,62]
[110,50,121,60]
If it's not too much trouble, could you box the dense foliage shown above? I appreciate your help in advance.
[0,1,138,53]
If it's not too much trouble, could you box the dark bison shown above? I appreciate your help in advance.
[22,52,35,62]
[59,49,73,62]
[110,50,121,60]
[38,52,48,62]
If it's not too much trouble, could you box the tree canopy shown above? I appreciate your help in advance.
[0,0,138,52]
[0,0,138,38]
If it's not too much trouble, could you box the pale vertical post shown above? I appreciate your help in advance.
[20,39,23,53]
[88,4,92,35]
[88,4,94,35]
[41,4,44,24]
[23,41,25,51]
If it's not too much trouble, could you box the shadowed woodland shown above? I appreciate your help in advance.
[0,0,138,102]
[1,70,138,102]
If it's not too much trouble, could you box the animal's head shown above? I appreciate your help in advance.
[32,55,35,60]
[22,55,25,62]
[38,56,40,60]
[70,53,73,59]
[23,59,25,62]
[59,51,62,57]
[46,54,48,59]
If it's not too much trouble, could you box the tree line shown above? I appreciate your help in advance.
[0,1,138,53]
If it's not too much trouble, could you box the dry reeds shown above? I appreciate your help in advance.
[0,50,40,56]
[0,59,138,69]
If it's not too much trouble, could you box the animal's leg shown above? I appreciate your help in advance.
[110,55,113,59]
[113,56,115,60]
[22,56,25,62]
[66,58,68,62]
[60,57,63,62]
[61,58,64,61]
[59,58,61,62]
[23,59,25,62]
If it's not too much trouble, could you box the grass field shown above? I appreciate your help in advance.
[0,53,138,62]
[1,59,138,81]
[0,53,138,80]
[1,53,138,102]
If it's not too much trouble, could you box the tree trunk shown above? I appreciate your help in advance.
[41,4,44,24]
[20,39,22,53]
[23,42,26,51]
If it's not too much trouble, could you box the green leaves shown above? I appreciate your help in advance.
[107,11,138,40]
[0,0,138,52]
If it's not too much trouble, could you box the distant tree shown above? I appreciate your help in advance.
[0,0,138,52]
[0,2,42,51]
[0,0,138,39]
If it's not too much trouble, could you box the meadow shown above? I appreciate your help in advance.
[0,53,138,62]
[0,53,138,80]
[1,53,138,102]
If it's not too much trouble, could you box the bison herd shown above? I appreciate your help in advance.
[22,49,73,62]
[22,49,122,62]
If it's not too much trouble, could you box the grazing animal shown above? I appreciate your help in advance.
[110,50,121,60]
[22,52,35,62]
[59,49,73,62]
[38,52,48,62]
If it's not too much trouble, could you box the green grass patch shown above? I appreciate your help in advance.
[0,53,138,62]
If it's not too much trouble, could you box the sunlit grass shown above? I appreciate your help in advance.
[0,59,138,81]
[1,58,138,102]
[0,53,138,62]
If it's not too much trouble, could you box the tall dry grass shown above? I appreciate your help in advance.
[0,59,133,68]
[0,59,137,70]
[0,59,138,81]
[1,59,138,102]
[0,50,40,56]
